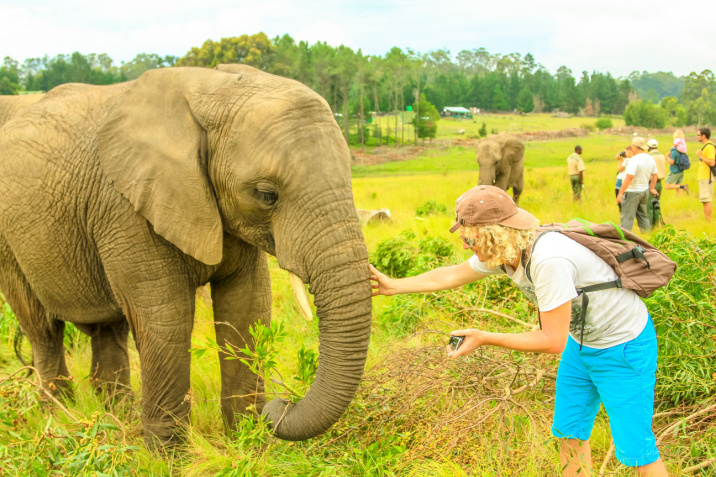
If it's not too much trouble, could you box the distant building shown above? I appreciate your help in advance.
[442,106,472,119]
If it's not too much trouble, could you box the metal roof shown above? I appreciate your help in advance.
[443,107,471,113]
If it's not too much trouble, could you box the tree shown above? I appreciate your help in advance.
[688,88,713,126]
[120,53,175,80]
[411,93,439,140]
[516,88,534,113]
[1,57,21,94]
[478,122,488,138]
[175,33,277,71]
[624,100,667,128]
[492,83,509,111]
[660,96,687,127]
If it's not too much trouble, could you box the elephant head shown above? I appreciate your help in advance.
[476,134,525,204]
[97,65,372,441]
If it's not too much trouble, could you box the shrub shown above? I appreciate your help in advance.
[646,227,716,404]
[624,100,667,128]
[595,117,613,130]
[370,230,454,280]
[579,122,596,132]
[415,200,447,217]
[478,122,487,138]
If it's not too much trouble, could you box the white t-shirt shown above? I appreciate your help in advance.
[469,233,648,349]
[624,153,657,192]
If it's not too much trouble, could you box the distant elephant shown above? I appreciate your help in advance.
[0,65,372,448]
[476,134,525,204]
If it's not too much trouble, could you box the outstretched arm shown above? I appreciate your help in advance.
[370,260,486,296]
[447,300,572,356]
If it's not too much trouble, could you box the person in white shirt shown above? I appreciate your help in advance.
[616,137,658,232]
[369,185,667,477]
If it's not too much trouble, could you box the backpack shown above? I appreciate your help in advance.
[700,143,716,182]
[524,218,677,348]
[670,147,691,172]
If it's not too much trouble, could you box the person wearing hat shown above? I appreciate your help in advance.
[616,137,658,233]
[646,138,667,227]
[369,185,668,476]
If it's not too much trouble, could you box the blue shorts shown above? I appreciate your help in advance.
[552,316,660,467]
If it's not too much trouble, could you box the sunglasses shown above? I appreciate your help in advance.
[461,236,476,247]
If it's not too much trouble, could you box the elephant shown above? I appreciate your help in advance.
[0,93,44,128]
[476,134,525,204]
[0,64,372,448]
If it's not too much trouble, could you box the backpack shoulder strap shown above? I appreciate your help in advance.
[525,230,557,283]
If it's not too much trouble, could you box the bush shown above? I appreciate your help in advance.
[624,100,667,128]
[478,122,487,138]
[370,230,454,280]
[595,118,613,130]
[415,200,447,217]
[646,227,716,404]
[579,122,596,132]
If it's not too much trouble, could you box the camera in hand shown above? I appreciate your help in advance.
[448,335,465,351]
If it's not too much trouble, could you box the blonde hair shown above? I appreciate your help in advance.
[460,223,538,268]
[673,129,685,140]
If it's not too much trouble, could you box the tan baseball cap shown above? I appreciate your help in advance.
[632,137,648,151]
[647,138,658,149]
[448,185,538,232]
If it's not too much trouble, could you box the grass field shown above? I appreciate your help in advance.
[368,112,628,142]
[0,129,714,475]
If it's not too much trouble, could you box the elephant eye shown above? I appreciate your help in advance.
[257,189,278,206]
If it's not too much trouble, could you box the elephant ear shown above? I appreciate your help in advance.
[98,68,223,265]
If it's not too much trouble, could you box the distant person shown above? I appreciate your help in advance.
[664,130,690,195]
[617,137,658,233]
[615,148,633,211]
[567,145,585,201]
[646,139,666,227]
[696,127,716,222]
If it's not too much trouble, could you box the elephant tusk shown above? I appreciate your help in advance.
[289,272,313,321]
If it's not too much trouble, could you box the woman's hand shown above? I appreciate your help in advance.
[446,329,489,358]
[369,264,395,296]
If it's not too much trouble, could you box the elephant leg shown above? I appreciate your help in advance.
[211,245,271,430]
[125,295,195,449]
[512,188,522,205]
[0,239,72,396]
[74,321,131,398]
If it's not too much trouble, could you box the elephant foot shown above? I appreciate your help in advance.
[143,421,187,451]
[42,376,75,403]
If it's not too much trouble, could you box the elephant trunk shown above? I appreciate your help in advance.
[262,208,372,440]
[478,164,495,186]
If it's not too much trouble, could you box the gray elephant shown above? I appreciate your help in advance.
[0,65,372,448]
[476,134,525,204]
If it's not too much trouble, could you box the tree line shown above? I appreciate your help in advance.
[2,32,714,131]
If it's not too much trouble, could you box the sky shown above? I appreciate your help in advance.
[1,0,713,78]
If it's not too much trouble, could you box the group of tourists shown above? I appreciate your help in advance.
[568,127,716,230]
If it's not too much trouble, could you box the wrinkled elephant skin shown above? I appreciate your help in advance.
[0,65,372,448]
[476,135,525,204]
